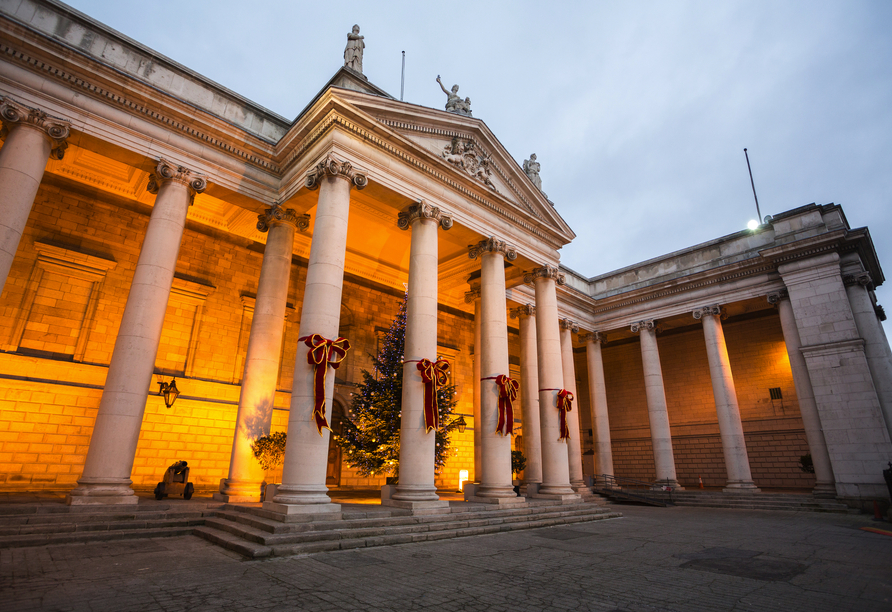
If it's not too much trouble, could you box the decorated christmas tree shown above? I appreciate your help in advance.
[337,293,458,480]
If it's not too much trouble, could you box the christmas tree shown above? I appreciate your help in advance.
[336,293,458,480]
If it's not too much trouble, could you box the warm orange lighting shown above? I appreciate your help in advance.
[458,469,469,492]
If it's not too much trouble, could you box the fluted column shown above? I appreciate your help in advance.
[469,237,518,501]
[0,97,69,295]
[216,206,309,502]
[510,304,542,485]
[844,273,892,441]
[632,320,682,489]
[466,288,483,482]
[581,332,614,478]
[266,154,366,514]
[528,265,577,498]
[68,160,207,505]
[559,319,586,491]
[390,201,452,507]
[768,291,836,496]
[693,305,759,492]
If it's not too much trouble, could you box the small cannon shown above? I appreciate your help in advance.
[154,460,194,500]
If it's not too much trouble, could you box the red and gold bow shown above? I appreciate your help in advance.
[300,334,351,436]
[493,375,518,436]
[417,358,450,433]
[556,389,574,441]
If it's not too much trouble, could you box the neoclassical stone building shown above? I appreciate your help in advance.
[0,1,890,511]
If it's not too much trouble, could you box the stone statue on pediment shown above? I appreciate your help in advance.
[437,76,473,117]
[344,25,365,73]
[523,153,545,196]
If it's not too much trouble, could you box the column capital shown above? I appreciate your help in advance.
[523,264,565,285]
[692,304,723,320]
[767,289,789,305]
[146,159,208,204]
[843,271,873,289]
[397,199,452,231]
[0,96,70,159]
[464,288,481,303]
[305,153,368,190]
[631,319,657,333]
[509,303,535,319]
[579,331,606,344]
[468,236,517,261]
[256,204,309,233]
[559,318,579,333]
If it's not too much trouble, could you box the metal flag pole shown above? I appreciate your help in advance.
[744,148,762,224]
[400,51,405,101]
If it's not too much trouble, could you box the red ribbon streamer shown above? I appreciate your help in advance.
[416,359,450,433]
[300,334,351,436]
[540,387,573,442]
[484,375,518,436]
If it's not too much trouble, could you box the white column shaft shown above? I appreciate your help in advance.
[219,219,296,501]
[639,327,680,487]
[846,282,892,440]
[0,124,53,294]
[560,327,585,488]
[69,179,191,504]
[519,313,542,484]
[700,314,758,490]
[585,339,614,477]
[473,297,482,482]
[776,297,835,491]
[534,277,574,496]
[394,217,440,501]
[275,176,352,506]
[477,251,514,497]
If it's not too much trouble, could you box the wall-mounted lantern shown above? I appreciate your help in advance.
[157,378,180,408]
[450,415,467,434]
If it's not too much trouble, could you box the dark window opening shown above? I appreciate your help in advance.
[769,387,783,400]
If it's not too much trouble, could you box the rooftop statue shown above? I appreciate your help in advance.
[523,153,546,196]
[437,76,473,117]
[344,25,365,73]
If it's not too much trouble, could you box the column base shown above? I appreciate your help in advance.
[381,499,451,512]
[529,492,582,502]
[812,482,838,499]
[214,477,263,503]
[67,478,139,506]
[267,483,333,506]
[263,501,342,515]
[722,481,761,493]
[537,483,577,496]
[474,483,517,498]
[391,483,440,502]
[466,495,527,506]
[654,479,684,491]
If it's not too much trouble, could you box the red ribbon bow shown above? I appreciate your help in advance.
[556,389,574,441]
[417,359,450,433]
[300,334,351,436]
[493,375,518,436]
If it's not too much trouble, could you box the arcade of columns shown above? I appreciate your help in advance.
[4,95,892,507]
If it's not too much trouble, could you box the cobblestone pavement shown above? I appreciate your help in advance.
[1,505,890,611]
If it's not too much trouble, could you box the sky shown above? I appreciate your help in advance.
[65,0,892,309]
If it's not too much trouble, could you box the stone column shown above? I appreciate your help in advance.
[777,252,892,500]
[632,320,682,489]
[466,288,483,482]
[527,265,577,499]
[693,305,759,492]
[844,272,892,441]
[768,291,836,497]
[216,206,309,502]
[265,154,366,514]
[389,201,452,508]
[67,160,207,505]
[510,304,542,486]
[468,237,518,501]
[559,319,586,491]
[580,332,614,478]
[0,97,69,295]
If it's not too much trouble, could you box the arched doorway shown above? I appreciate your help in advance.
[326,400,345,486]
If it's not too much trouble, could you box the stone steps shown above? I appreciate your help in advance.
[666,492,858,514]
[193,501,622,558]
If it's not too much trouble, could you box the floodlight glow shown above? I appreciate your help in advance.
[747,220,759,230]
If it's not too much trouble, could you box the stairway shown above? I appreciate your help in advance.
[193,499,623,558]
[0,502,216,549]
[667,491,858,513]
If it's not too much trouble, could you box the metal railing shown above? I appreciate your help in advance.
[591,474,674,507]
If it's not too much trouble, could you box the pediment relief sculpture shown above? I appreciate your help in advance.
[441,137,497,192]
